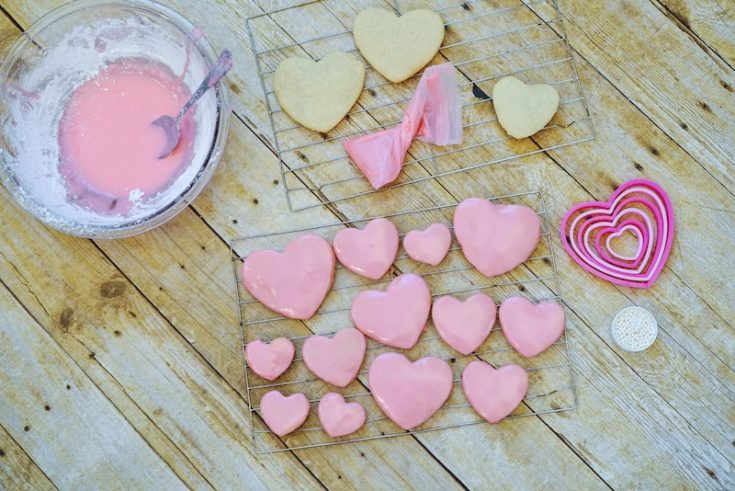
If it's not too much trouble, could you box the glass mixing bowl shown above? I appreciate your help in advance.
[0,0,230,238]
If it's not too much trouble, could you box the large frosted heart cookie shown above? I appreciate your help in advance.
[432,293,496,355]
[499,296,565,358]
[353,8,445,83]
[351,273,431,349]
[333,218,399,280]
[302,328,366,387]
[462,362,528,423]
[453,198,540,277]
[245,338,295,381]
[368,353,453,430]
[260,391,310,437]
[274,52,365,133]
[492,76,560,139]
[241,234,335,320]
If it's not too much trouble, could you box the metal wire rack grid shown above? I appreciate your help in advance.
[231,189,577,453]
[246,0,594,212]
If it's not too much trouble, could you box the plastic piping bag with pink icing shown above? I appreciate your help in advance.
[343,63,462,190]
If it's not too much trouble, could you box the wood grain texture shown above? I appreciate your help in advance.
[0,425,56,491]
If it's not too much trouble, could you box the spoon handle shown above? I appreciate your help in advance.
[176,49,233,122]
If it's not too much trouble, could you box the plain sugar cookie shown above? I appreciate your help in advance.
[353,8,444,83]
[274,52,365,133]
[492,76,560,139]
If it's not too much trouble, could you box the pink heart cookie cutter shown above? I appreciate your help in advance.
[560,179,675,288]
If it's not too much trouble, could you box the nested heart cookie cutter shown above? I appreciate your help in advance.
[560,179,675,288]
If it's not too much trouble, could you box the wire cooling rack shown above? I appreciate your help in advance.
[231,189,577,453]
[246,0,594,211]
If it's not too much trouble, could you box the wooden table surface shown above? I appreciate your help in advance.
[1,0,733,489]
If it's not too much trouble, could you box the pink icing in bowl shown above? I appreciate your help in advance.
[0,0,230,238]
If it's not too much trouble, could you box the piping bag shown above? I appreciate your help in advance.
[343,63,463,190]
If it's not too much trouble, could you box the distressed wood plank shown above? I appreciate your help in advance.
[0,425,56,491]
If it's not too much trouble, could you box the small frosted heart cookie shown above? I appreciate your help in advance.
[492,76,560,139]
[260,391,310,437]
[245,338,295,381]
[353,8,445,83]
[368,353,453,430]
[403,223,452,266]
[241,234,335,320]
[462,362,528,423]
[333,218,399,279]
[454,198,540,277]
[499,296,565,358]
[274,52,365,133]
[351,273,431,349]
[432,293,496,355]
[318,393,366,437]
[302,328,366,387]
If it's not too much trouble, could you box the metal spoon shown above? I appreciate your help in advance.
[153,48,233,159]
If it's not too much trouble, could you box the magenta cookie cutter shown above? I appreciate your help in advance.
[559,179,675,288]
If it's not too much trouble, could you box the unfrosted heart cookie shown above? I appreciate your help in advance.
[318,393,366,437]
[499,296,565,358]
[368,353,453,430]
[403,223,452,266]
[492,76,560,139]
[241,234,335,320]
[245,338,295,381]
[260,391,310,437]
[334,218,399,279]
[432,293,496,355]
[274,52,365,133]
[462,362,528,423]
[454,198,540,277]
[351,273,431,349]
[353,8,445,83]
[302,328,366,387]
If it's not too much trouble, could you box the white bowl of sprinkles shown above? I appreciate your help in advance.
[611,306,658,352]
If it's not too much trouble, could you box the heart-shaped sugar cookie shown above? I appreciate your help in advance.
[499,296,565,358]
[245,338,295,381]
[462,362,528,423]
[492,76,560,139]
[353,8,445,83]
[318,393,366,437]
[351,273,431,349]
[368,353,453,430]
[260,391,310,437]
[333,218,399,279]
[302,328,366,387]
[432,293,496,355]
[454,198,540,277]
[274,52,365,133]
[403,223,452,266]
[241,234,335,320]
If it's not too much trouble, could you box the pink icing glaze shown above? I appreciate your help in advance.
[368,353,453,430]
[318,393,366,437]
[462,362,528,423]
[351,273,431,349]
[241,234,335,320]
[431,293,496,355]
[343,63,462,189]
[302,328,366,387]
[245,338,295,381]
[454,198,540,277]
[499,296,565,358]
[59,58,195,214]
[260,391,310,437]
[333,218,399,279]
[403,223,452,266]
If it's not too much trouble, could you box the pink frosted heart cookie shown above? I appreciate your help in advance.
[260,391,310,437]
[318,393,366,437]
[431,293,496,355]
[462,362,528,423]
[333,218,399,279]
[368,353,453,430]
[302,328,366,387]
[454,198,540,277]
[499,296,565,358]
[351,273,431,349]
[241,234,335,320]
[245,338,295,381]
[403,223,452,266]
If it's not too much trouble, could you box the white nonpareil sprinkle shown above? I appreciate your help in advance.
[611,306,658,352]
